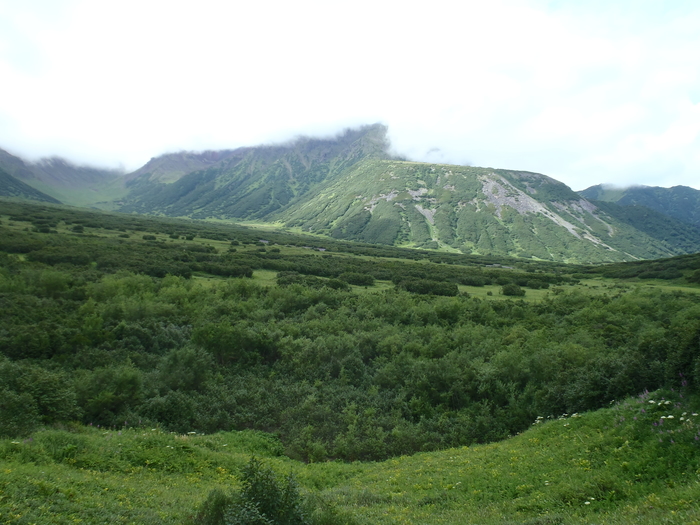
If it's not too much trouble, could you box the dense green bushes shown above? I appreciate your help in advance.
[2,200,700,464]
[2,249,700,461]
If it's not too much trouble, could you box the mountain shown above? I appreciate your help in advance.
[0,148,127,207]
[124,150,241,184]
[0,167,61,203]
[267,159,700,262]
[4,126,700,263]
[579,184,700,229]
[116,125,700,263]
[588,200,700,255]
[119,124,392,219]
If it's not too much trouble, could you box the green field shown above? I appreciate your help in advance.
[2,199,700,523]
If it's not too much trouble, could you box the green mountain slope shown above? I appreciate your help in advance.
[273,159,699,262]
[0,167,61,203]
[125,149,241,183]
[0,148,127,207]
[119,124,391,219]
[580,183,700,229]
[590,200,700,254]
[115,126,699,263]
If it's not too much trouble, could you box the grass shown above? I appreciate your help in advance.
[2,390,699,524]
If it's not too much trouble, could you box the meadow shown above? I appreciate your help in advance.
[2,388,699,524]
[1,199,700,523]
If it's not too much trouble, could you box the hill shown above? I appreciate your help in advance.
[580,183,700,229]
[0,148,127,207]
[0,167,61,203]
[119,124,392,219]
[2,391,699,524]
[267,159,700,262]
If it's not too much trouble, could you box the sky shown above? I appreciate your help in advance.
[1,0,699,191]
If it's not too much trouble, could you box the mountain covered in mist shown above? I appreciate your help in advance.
[2,125,700,263]
[0,147,127,207]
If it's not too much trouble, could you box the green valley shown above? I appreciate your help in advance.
[1,199,700,523]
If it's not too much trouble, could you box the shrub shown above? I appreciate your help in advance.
[0,388,39,437]
[501,283,525,296]
[338,272,374,287]
[398,279,458,296]
[193,457,308,525]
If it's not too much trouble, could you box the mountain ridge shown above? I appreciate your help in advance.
[579,183,700,229]
[2,125,700,263]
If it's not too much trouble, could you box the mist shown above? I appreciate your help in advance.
[1,0,699,190]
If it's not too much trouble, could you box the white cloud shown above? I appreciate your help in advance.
[0,0,699,190]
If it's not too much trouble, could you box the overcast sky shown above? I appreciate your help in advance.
[1,0,699,191]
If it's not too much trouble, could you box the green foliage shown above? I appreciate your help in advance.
[75,365,144,425]
[397,279,459,296]
[501,283,526,296]
[3,199,700,468]
[0,358,79,435]
[194,458,309,525]
[1,391,700,523]
[338,272,374,286]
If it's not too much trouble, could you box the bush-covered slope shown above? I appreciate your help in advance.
[2,200,700,523]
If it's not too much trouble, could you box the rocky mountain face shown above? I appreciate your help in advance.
[2,126,700,263]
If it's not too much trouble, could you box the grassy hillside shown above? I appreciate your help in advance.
[5,126,700,262]
[109,125,700,263]
[1,388,699,524]
[119,124,392,219]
